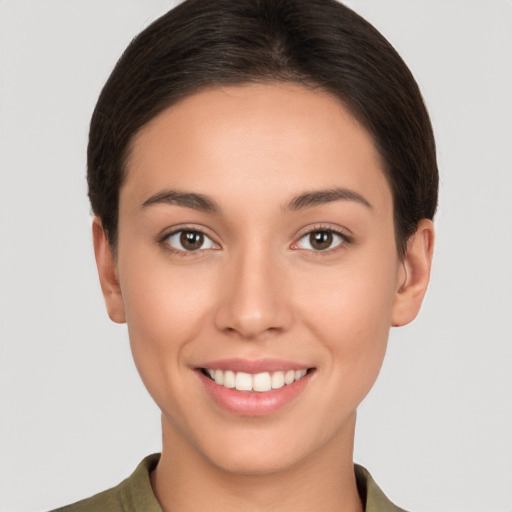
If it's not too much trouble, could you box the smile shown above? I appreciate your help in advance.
[202,368,309,392]
[197,360,315,416]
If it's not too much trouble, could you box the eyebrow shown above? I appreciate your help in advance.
[285,188,372,211]
[141,187,371,214]
[141,190,221,213]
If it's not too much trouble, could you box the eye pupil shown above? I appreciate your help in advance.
[180,231,204,250]
[310,231,333,250]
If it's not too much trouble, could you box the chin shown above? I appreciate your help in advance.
[206,443,303,477]
[193,418,343,478]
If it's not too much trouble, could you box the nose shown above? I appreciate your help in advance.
[214,247,293,340]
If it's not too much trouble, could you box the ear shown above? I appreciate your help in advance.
[92,217,126,324]
[391,219,435,327]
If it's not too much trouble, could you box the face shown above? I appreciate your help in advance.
[95,83,431,475]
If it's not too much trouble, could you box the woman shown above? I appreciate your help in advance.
[55,0,436,510]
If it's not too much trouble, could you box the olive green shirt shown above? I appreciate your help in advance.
[52,454,407,512]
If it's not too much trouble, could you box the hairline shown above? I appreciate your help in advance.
[107,79,409,259]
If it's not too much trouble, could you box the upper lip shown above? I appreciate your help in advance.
[197,358,312,374]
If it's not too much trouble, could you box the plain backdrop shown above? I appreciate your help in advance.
[1,1,511,511]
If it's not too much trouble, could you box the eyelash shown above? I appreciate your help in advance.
[159,225,352,257]
[159,227,220,257]
[292,225,352,255]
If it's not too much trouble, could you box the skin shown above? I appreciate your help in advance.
[93,83,434,512]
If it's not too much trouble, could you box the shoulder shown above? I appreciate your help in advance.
[50,485,127,512]
[355,464,409,512]
[49,454,161,512]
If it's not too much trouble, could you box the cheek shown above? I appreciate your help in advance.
[120,239,217,322]
[117,250,217,393]
[124,270,205,339]
[298,254,398,334]
[295,250,399,388]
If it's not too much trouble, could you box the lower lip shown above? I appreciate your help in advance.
[198,370,313,417]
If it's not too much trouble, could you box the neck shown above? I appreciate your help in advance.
[151,414,363,512]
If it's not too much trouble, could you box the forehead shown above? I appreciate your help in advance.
[123,83,391,214]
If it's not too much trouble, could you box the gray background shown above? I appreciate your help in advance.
[1,1,511,511]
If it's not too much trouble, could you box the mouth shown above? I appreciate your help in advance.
[200,367,311,392]
[196,361,315,416]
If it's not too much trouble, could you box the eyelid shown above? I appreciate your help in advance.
[290,224,353,252]
[159,225,221,254]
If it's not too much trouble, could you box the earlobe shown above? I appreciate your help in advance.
[92,217,126,324]
[391,219,435,327]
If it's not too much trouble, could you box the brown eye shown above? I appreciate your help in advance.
[295,229,346,252]
[165,230,217,252]
[180,231,204,250]
[310,231,333,250]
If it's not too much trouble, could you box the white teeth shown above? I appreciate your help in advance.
[214,369,224,385]
[284,370,295,385]
[271,371,285,389]
[205,368,309,392]
[235,372,253,391]
[223,370,236,389]
[295,369,307,381]
[253,372,272,392]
